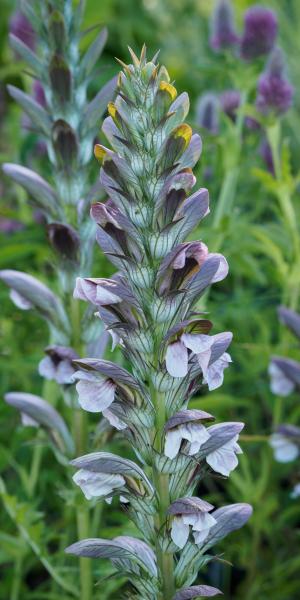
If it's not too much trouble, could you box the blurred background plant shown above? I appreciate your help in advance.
[1,0,300,599]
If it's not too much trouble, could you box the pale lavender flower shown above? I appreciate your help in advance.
[165,331,232,390]
[270,426,300,463]
[164,410,212,459]
[210,0,239,52]
[205,424,243,475]
[240,6,278,60]
[39,345,79,385]
[168,498,217,548]
[72,371,117,413]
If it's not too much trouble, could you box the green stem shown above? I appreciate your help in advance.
[69,295,93,600]
[28,442,43,498]
[76,507,93,600]
[151,386,175,600]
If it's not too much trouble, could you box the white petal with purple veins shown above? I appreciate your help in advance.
[205,352,232,391]
[206,434,242,476]
[103,409,127,430]
[182,423,210,455]
[76,374,116,413]
[164,428,185,459]
[196,348,212,378]
[73,469,125,500]
[181,333,213,354]
[171,516,190,549]
[166,341,188,378]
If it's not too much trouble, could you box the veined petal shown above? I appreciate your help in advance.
[171,516,190,549]
[166,341,188,378]
[205,352,232,390]
[208,253,229,282]
[206,436,240,476]
[103,409,127,430]
[181,333,213,354]
[73,469,125,500]
[164,428,184,459]
[183,423,210,455]
[76,376,116,413]
[196,348,212,378]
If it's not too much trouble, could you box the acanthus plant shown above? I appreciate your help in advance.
[1,1,116,598]
[66,47,252,600]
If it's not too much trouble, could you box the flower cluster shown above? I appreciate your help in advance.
[210,1,278,60]
[66,48,252,599]
[198,2,293,175]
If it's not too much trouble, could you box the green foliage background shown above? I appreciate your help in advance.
[1,0,300,598]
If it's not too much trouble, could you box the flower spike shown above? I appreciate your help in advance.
[67,48,251,599]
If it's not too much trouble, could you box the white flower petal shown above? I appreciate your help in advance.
[206,436,240,476]
[164,428,184,459]
[76,377,116,413]
[181,423,210,455]
[38,356,56,380]
[171,516,190,549]
[181,333,213,354]
[166,341,188,378]
[56,359,75,384]
[73,470,125,500]
[196,348,212,378]
[205,352,231,390]
[193,527,211,545]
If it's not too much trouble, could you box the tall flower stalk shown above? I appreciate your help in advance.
[1,1,115,598]
[66,47,252,599]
